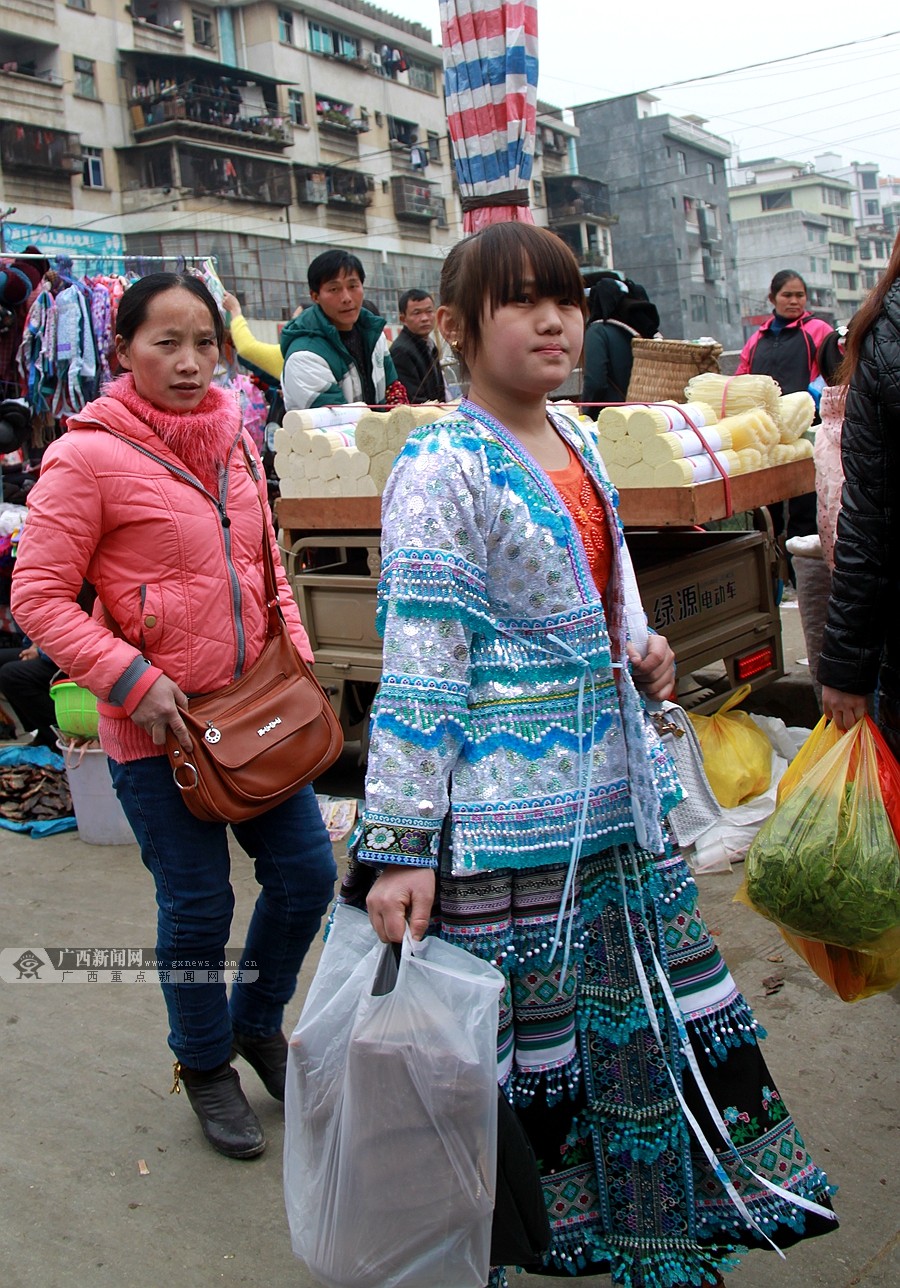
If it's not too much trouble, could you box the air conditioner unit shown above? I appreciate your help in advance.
[368,51,383,69]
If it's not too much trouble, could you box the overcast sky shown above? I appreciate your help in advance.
[388,1,900,179]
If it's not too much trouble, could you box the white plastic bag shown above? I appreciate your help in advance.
[285,903,504,1288]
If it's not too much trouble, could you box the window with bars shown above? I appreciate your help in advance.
[82,145,104,188]
[278,9,294,44]
[192,9,216,49]
[388,116,418,146]
[288,90,305,127]
[308,21,359,59]
[73,55,97,99]
[761,190,791,211]
[406,59,435,93]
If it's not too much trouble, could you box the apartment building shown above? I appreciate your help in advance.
[570,93,742,348]
[729,158,863,326]
[0,0,596,327]
[880,176,900,234]
[0,0,452,321]
[816,153,883,228]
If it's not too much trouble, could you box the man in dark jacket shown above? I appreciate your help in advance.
[390,290,446,403]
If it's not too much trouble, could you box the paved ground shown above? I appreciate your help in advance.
[2,603,897,1288]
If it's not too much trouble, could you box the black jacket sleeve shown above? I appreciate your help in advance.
[818,285,900,695]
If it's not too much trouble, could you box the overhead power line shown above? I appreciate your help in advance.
[569,29,900,107]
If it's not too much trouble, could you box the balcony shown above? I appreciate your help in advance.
[0,0,54,24]
[120,142,292,207]
[128,72,290,152]
[0,120,81,176]
[697,206,722,247]
[296,165,372,208]
[391,174,441,222]
[317,112,367,138]
[0,68,64,129]
[129,0,186,54]
[546,174,612,225]
[131,102,291,152]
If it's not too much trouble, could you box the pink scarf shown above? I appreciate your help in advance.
[104,374,240,492]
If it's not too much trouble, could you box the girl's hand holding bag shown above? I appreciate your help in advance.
[284,904,505,1288]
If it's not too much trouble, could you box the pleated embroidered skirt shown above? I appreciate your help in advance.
[431,844,837,1288]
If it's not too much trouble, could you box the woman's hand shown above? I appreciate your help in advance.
[821,685,868,733]
[628,633,675,702]
[130,674,192,751]
[366,864,436,944]
[222,291,242,320]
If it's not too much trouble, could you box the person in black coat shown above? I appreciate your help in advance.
[818,230,900,756]
[581,276,659,419]
[390,290,446,403]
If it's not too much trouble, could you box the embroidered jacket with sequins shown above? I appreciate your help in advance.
[358,400,682,874]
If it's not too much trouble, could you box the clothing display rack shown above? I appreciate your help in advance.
[5,253,216,265]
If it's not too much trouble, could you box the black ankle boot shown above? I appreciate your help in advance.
[171,1060,266,1159]
[231,1029,288,1102]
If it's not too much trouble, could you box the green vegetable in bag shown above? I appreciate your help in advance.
[744,718,900,951]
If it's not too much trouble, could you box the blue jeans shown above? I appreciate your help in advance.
[110,755,337,1070]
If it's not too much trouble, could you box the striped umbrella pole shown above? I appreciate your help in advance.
[440,0,538,232]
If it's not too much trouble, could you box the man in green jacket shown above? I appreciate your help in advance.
[279,250,404,411]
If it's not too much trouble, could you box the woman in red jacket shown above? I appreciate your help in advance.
[11,274,337,1161]
[737,270,833,546]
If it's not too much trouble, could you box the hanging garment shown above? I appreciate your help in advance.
[17,288,56,415]
[90,282,113,386]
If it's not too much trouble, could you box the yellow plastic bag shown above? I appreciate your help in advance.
[688,684,772,808]
[775,714,842,807]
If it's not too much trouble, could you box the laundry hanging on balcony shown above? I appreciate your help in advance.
[440,0,538,232]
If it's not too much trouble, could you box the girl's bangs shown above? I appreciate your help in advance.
[487,226,586,314]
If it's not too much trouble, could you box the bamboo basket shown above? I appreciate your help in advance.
[626,339,723,404]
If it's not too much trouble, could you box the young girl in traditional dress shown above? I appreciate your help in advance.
[347,223,836,1287]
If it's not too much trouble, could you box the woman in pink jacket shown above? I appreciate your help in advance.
[11,274,337,1161]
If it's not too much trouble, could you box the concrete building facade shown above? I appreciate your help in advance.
[729,158,863,327]
[0,0,599,332]
[816,152,883,228]
[880,176,900,234]
[571,93,742,348]
[0,0,463,323]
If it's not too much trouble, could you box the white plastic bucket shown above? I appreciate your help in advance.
[57,740,136,846]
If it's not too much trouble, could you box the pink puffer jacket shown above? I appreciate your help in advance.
[11,390,313,762]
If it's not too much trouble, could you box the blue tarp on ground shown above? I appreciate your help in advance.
[0,744,77,836]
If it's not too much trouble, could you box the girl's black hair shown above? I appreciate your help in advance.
[439,223,586,368]
[115,273,224,347]
[816,330,846,387]
[769,269,807,300]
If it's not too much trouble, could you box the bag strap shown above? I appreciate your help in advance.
[239,436,283,639]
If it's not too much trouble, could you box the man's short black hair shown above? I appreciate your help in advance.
[398,288,434,316]
[308,250,366,294]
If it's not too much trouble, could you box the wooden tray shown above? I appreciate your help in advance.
[277,459,816,535]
